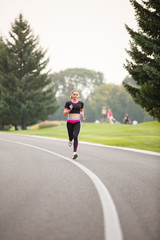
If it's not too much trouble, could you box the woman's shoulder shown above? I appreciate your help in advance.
[79,101,84,106]
[64,101,71,107]
[65,100,71,104]
[80,101,84,109]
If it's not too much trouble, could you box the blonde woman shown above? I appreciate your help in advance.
[107,109,114,124]
[63,90,85,159]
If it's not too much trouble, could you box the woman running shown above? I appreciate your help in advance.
[63,90,85,159]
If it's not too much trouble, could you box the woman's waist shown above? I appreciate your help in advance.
[68,113,80,119]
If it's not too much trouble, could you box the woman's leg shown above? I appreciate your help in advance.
[73,122,81,152]
[109,117,114,124]
[67,122,74,141]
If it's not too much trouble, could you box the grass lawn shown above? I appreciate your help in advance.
[4,121,160,153]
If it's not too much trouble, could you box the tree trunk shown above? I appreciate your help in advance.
[14,125,19,131]
[21,122,27,130]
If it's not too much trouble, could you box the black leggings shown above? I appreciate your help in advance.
[67,121,81,152]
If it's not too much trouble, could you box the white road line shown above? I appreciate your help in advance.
[0,138,123,240]
[4,133,160,156]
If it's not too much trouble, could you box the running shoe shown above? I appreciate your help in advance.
[72,152,78,160]
[68,140,72,147]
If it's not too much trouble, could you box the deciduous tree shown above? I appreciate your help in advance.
[50,68,104,121]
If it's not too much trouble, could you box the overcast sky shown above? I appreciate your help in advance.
[0,0,138,85]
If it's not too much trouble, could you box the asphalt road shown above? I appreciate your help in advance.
[0,132,160,240]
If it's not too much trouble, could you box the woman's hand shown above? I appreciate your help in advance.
[63,109,71,116]
[69,104,73,110]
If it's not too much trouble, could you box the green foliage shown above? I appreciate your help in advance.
[51,68,104,99]
[87,82,153,123]
[50,68,105,121]
[49,66,153,123]
[0,14,58,129]
[124,0,160,120]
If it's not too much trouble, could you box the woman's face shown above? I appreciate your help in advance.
[72,91,79,101]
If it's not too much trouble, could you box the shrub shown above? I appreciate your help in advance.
[0,125,12,131]
[32,120,60,130]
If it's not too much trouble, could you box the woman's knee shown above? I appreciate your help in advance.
[74,135,78,141]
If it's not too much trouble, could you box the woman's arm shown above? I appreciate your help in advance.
[63,103,73,116]
[63,109,71,116]
[80,108,85,120]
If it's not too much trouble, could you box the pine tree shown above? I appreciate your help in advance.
[0,38,10,129]
[123,0,160,120]
[0,14,58,129]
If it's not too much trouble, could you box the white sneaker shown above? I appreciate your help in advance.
[68,140,72,147]
[72,152,78,160]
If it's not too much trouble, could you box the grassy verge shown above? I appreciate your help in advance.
[2,121,160,153]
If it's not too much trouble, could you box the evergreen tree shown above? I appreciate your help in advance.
[123,0,160,120]
[0,38,10,129]
[0,14,58,129]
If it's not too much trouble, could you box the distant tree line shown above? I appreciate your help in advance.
[49,70,153,123]
[49,68,105,121]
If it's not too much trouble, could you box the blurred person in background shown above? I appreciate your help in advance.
[107,109,114,124]
[101,106,107,122]
[123,113,131,124]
